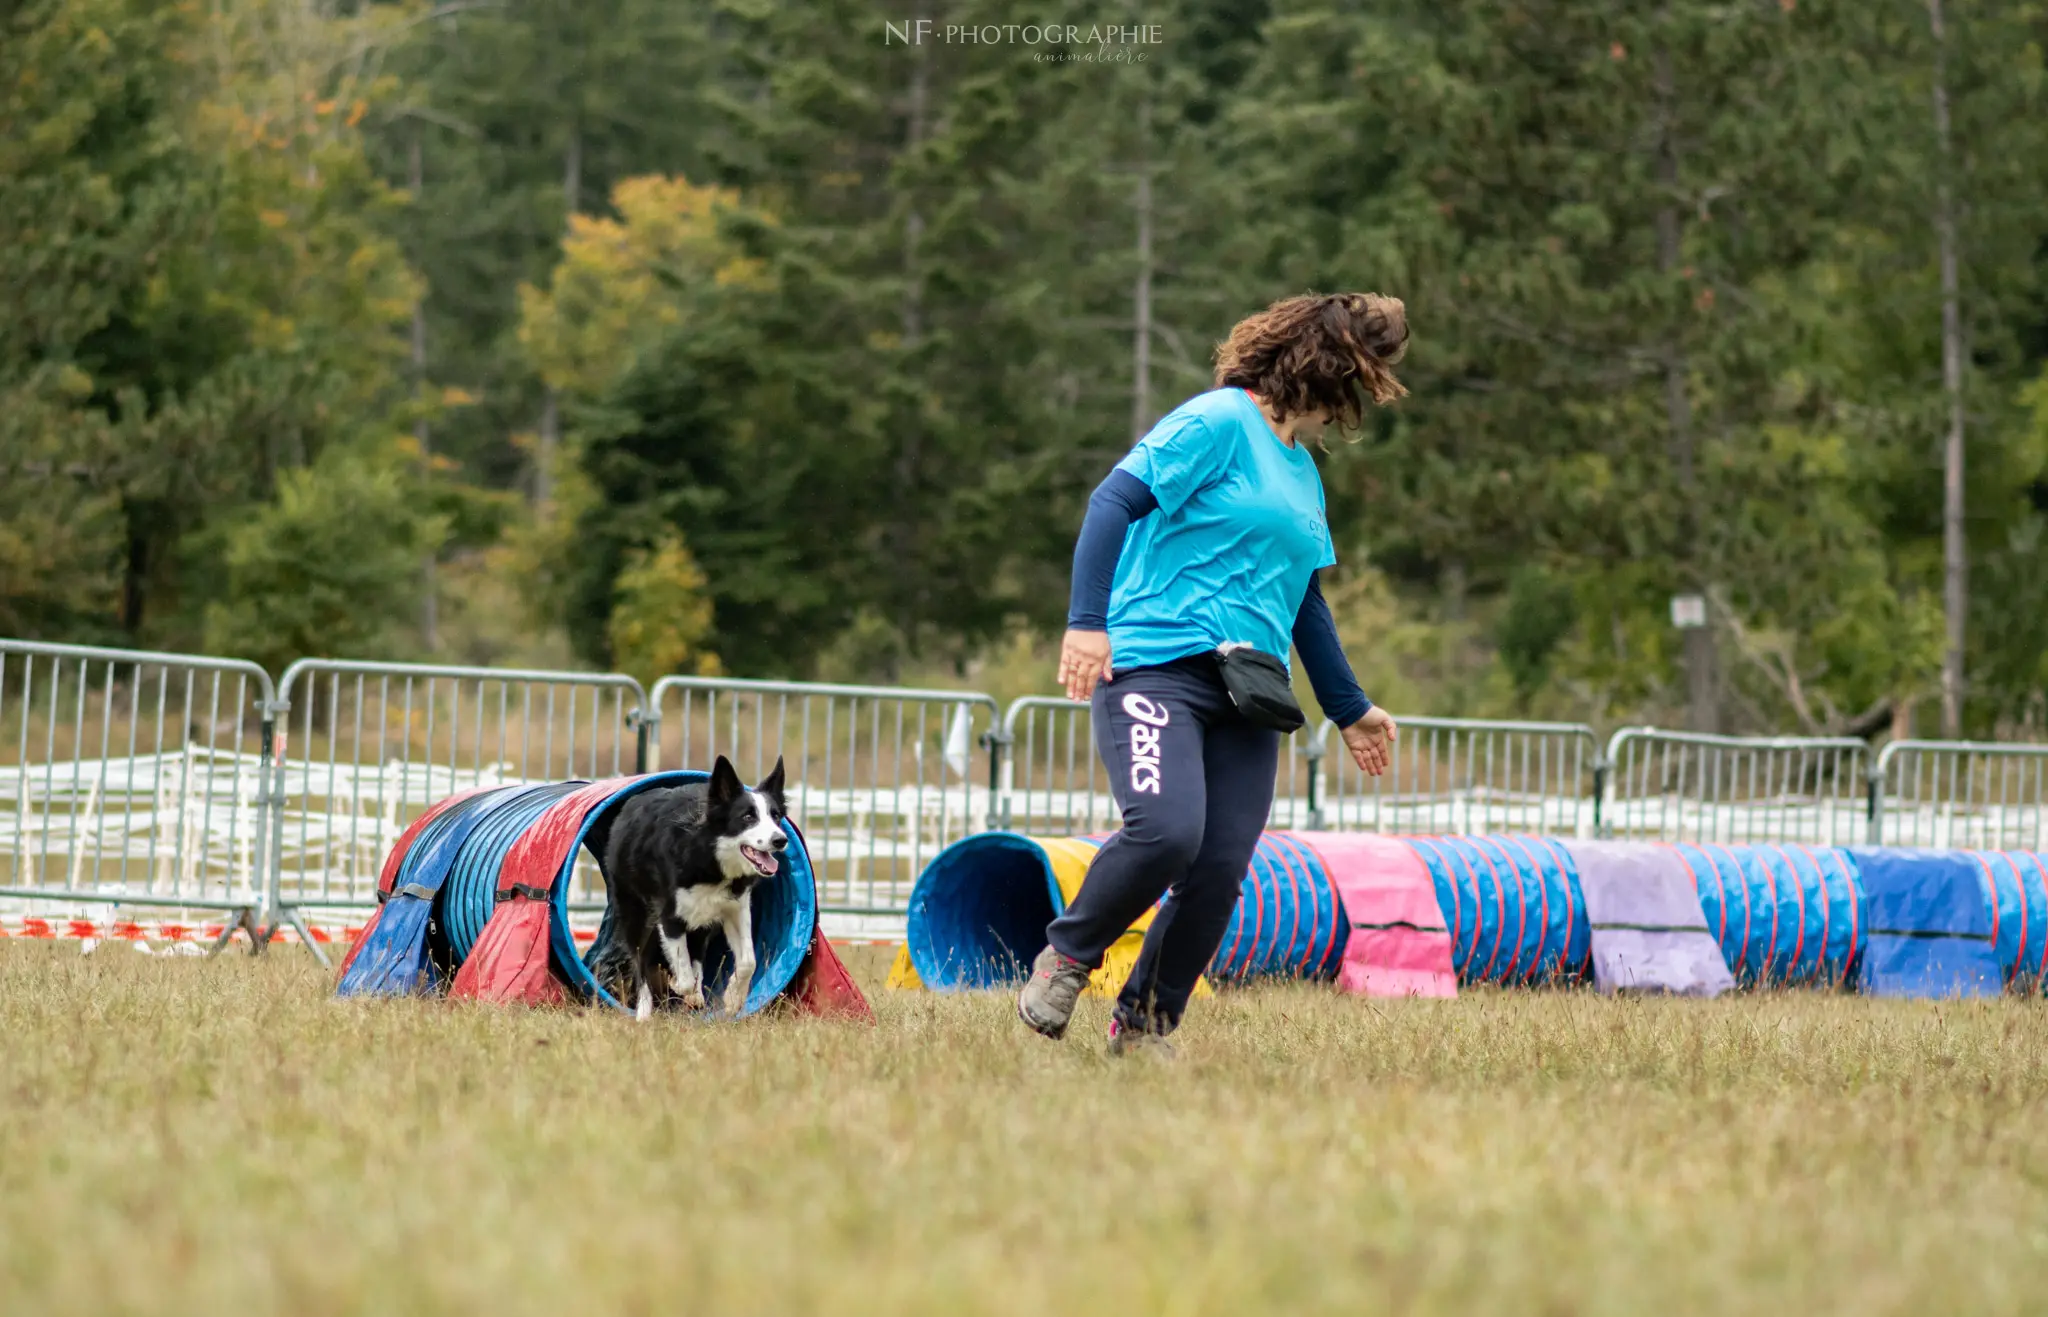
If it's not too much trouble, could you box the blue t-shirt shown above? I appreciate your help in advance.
[1108,388,1337,671]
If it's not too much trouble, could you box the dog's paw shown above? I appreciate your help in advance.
[721,984,750,1016]
[680,986,707,1011]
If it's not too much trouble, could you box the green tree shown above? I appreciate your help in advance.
[202,443,447,676]
[606,533,722,690]
[0,0,430,652]
[0,0,205,639]
[1225,0,2045,734]
[367,0,723,493]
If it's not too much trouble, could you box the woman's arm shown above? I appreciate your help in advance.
[1059,469,1158,701]
[1291,571,1371,727]
[1296,574,1397,775]
[1066,469,1159,630]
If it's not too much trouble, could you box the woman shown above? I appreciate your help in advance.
[1017,292,1408,1056]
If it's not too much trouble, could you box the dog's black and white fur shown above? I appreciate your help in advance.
[592,755,787,1019]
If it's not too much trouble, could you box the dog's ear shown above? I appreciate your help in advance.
[707,755,744,808]
[756,756,786,806]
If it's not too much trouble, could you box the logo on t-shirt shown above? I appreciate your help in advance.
[1122,693,1169,795]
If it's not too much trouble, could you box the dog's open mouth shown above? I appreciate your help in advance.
[740,844,778,877]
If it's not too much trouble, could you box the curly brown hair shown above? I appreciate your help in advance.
[1212,292,1409,431]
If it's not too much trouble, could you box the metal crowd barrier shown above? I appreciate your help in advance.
[647,676,1001,915]
[0,639,277,950]
[11,635,2048,944]
[1870,739,2048,850]
[268,659,648,962]
[1312,716,1600,837]
[1599,727,1869,845]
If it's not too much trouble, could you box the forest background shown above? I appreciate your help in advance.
[5,0,2047,740]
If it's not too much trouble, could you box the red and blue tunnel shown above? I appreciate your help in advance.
[336,771,869,1019]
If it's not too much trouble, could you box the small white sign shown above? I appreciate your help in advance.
[943,702,973,780]
[1670,594,1707,629]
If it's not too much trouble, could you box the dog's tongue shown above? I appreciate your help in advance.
[742,845,777,877]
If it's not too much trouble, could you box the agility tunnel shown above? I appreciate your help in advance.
[1849,847,2002,997]
[1569,841,1732,996]
[898,831,2048,1001]
[337,771,869,1019]
[897,831,1604,998]
[338,782,579,995]
[1671,844,1864,989]
[898,833,1218,1003]
[896,830,1406,998]
[1238,832,1450,997]
[1405,835,1587,986]
[1969,850,2048,991]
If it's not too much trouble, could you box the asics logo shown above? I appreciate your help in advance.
[1123,693,1169,795]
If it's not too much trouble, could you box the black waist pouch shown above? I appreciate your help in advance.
[1213,643,1306,734]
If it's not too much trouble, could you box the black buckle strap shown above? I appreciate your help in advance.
[495,883,552,904]
[378,882,439,903]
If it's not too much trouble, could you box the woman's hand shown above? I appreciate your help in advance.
[1058,629,1115,701]
[1341,706,1398,776]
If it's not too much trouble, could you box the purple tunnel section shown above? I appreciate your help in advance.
[1560,840,1734,997]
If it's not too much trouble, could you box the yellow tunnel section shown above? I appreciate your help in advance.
[887,834,1210,1001]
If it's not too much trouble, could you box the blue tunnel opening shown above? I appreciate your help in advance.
[906,833,1066,989]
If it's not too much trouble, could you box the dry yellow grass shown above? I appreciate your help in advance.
[3,942,2047,1316]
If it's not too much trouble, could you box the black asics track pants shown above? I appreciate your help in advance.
[1045,656,1279,1033]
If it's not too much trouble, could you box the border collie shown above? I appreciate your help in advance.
[594,755,787,1019]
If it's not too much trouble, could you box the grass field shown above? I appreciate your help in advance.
[3,944,2047,1316]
